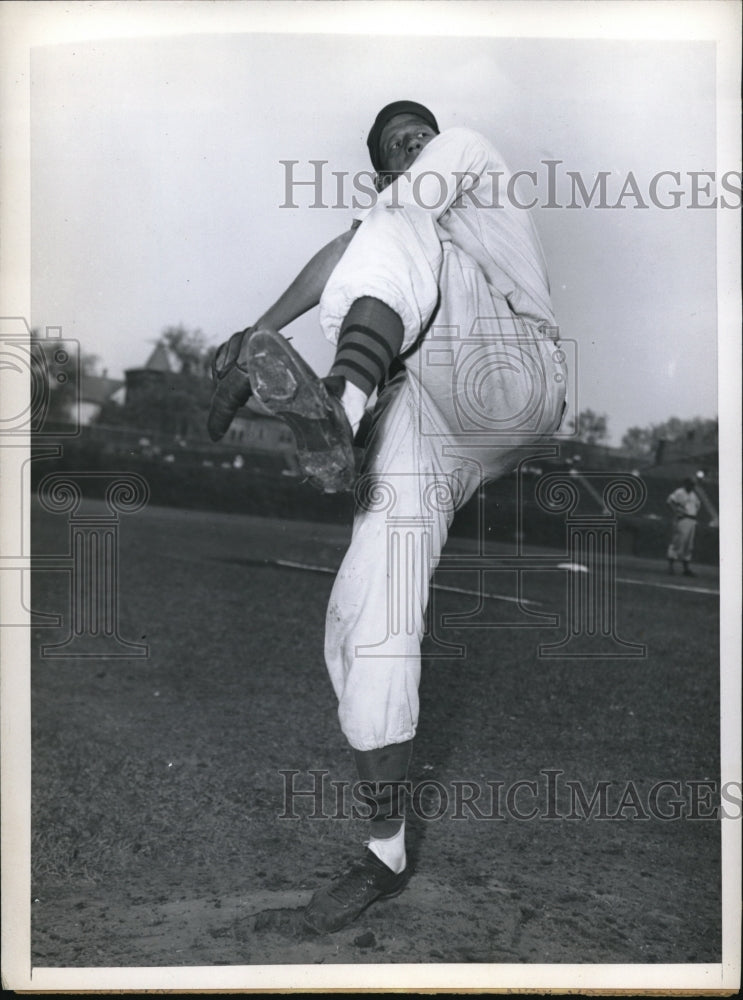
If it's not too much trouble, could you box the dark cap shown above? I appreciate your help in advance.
[366,100,439,171]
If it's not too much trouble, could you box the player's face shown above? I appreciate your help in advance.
[377,113,437,188]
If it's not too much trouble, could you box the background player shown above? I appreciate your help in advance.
[208,100,568,933]
[666,477,702,576]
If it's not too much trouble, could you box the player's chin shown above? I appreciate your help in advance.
[403,151,426,171]
[378,155,424,189]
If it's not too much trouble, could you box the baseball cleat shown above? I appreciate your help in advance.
[207,327,254,442]
[303,848,409,934]
[246,328,357,494]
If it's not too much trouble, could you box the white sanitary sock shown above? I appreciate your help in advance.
[340,379,369,436]
[368,822,406,874]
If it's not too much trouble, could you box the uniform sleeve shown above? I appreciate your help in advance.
[353,128,499,224]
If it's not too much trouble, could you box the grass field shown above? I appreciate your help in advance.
[29,496,723,969]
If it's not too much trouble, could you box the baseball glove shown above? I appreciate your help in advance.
[206,326,254,442]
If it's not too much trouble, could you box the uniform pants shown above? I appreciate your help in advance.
[667,517,696,562]
[324,240,567,751]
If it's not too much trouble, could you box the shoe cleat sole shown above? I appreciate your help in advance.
[247,329,356,493]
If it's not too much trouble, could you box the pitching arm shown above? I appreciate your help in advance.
[212,227,357,379]
[255,227,357,332]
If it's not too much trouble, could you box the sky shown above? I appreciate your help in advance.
[26,13,734,446]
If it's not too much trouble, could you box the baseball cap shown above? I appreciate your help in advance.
[366,100,439,170]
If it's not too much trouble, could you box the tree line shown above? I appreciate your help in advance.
[568,407,718,461]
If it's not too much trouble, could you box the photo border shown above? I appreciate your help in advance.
[1,1,740,993]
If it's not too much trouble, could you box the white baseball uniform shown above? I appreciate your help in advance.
[666,486,701,562]
[319,128,567,751]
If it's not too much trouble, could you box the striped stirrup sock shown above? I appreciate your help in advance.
[329,297,404,397]
[353,739,413,841]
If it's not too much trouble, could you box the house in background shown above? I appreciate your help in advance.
[78,370,126,426]
[124,341,185,408]
[122,342,299,466]
[221,404,296,455]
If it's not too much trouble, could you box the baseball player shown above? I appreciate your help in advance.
[208,101,567,933]
[666,477,702,576]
